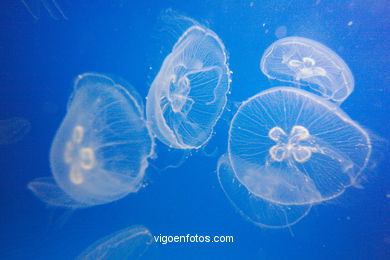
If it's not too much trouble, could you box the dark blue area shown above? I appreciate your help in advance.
[0,0,389,259]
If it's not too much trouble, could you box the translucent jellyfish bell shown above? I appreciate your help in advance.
[217,155,311,228]
[146,24,230,149]
[29,73,154,208]
[76,226,153,260]
[260,37,354,103]
[228,87,371,205]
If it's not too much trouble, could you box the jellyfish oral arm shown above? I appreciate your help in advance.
[268,126,314,163]
[285,57,327,81]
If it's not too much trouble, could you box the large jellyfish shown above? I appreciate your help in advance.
[260,37,354,103]
[76,226,153,260]
[228,87,371,206]
[146,23,231,149]
[28,73,154,208]
[217,154,311,228]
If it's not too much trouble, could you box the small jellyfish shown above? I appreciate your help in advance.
[76,226,153,260]
[228,87,371,205]
[0,117,31,145]
[21,0,67,20]
[260,37,354,103]
[217,155,311,228]
[146,22,230,149]
[29,73,154,207]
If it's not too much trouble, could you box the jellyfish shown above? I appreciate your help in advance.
[228,87,371,206]
[28,73,154,208]
[217,154,311,228]
[0,117,31,145]
[76,226,153,260]
[21,0,67,20]
[260,37,354,103]
[146,23,231,149]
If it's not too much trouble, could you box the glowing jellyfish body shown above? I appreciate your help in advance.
[261,37,354,103]
[217,155,311,228]
[146,25,230,149]
[228,87,371,205]
[29,73,154,207]
[76,226,152,260]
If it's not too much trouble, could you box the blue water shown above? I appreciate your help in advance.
[1,0,389,259]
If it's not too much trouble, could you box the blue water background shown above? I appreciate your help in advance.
[0,0,389,259]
